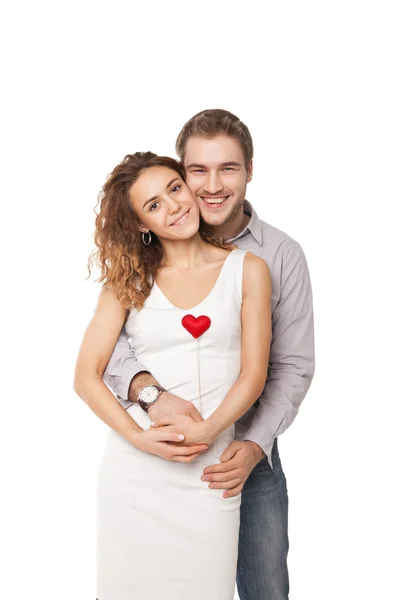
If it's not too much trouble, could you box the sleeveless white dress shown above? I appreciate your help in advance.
[97,249,247,600]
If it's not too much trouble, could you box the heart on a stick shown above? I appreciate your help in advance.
[181,315,211,339]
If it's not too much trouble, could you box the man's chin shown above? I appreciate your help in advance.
[200,211,230,227]
[198,195,245,227]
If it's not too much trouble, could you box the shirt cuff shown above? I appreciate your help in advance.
[119,368,149,404]
[105,360,149,408]
[242,432,275,469]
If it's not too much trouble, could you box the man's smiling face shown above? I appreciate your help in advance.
[183,135,253,228]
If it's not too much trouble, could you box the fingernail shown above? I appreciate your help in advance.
[150,422,155,426]
[178,434,185,440]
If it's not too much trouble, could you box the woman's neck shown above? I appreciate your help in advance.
[159,233,213,269]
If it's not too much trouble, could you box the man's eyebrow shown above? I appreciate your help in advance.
[221,161,242,168]
[142,178,181,209]
[187,163,206,169]
[187,161,242,169]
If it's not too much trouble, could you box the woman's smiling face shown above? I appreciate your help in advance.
[129,166,200,241]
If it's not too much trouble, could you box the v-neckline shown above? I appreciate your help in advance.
[154,250,235,312]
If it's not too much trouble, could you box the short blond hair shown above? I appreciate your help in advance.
[175,109,253,167]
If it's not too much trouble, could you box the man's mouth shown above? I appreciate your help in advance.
[201,196,230,209]
[170,209,190,226]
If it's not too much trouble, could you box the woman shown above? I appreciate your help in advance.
[74,152,271,600]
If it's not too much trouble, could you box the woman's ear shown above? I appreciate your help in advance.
[137,223,148,234]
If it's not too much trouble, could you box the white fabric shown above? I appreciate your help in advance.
[97,249,247,600]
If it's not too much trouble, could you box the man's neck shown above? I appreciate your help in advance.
[212,205,251,241]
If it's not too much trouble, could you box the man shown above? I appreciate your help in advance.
[104,109,315,600]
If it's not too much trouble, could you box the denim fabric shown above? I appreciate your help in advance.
[237,439,289,600]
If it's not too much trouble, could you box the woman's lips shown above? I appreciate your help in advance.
[170,209,190,226]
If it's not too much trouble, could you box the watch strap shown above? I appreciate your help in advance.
[137,385,166,412]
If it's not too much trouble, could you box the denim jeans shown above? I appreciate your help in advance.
[236,439,289,600]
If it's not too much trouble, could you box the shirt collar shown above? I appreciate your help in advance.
[228,200,263,245]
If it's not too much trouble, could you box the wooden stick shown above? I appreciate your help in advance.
[196,338,201,409]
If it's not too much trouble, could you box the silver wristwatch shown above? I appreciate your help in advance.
[137,385,166,412]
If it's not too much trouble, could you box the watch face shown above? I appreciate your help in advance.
[140,386,159,405]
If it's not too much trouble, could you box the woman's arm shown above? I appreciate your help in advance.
[205,253,271,439]
[74,286,206,461]
[151,253,272,444]
[74,286,141,442]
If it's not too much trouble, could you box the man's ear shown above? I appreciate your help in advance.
[246,160,253,183]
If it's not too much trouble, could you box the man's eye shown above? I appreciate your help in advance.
[193,169,205,173]
[149,202,158,211]
[223,167,234,171]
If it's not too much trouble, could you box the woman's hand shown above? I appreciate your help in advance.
[132,427,208,463]
[150,414,216,446]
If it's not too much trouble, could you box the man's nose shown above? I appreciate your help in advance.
[204,171,223,195]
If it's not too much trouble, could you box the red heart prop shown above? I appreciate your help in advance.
[181,315,211,339]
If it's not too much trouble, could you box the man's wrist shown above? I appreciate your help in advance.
[128,371,157,402]
[243,440,265,462]
[147,396,166,420]
[137,385,165,413]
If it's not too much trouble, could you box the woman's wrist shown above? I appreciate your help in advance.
[201,417,221,444]
[130,428,144,449]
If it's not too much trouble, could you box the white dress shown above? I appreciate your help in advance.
[97,249,247,600]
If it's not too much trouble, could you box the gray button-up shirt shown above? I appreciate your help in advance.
[104,201,315,466]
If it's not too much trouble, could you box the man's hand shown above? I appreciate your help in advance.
[148,392,203,423]
[201,440,265,498]
[128,372,203,422]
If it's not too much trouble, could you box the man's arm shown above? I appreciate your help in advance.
[243,241,315,466]
[103,327,149,407]
[104,326,203,421]
[202,240,314,496]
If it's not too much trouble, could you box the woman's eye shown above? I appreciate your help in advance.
[149,202,158,211]
[171,185,181,193]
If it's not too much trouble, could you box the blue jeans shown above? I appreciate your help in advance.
[236,439,289,600]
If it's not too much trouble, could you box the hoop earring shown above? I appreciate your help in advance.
[142,231,152,246]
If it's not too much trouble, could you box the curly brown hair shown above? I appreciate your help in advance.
[88,152,233,310]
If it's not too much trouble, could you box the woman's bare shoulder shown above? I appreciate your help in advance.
[243,251,269,271]
[96,284,127,316]
[243,252,271,290]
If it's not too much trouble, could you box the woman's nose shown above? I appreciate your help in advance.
[167,197,180,214]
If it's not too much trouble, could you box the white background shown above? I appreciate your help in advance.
[1,1,399,599]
